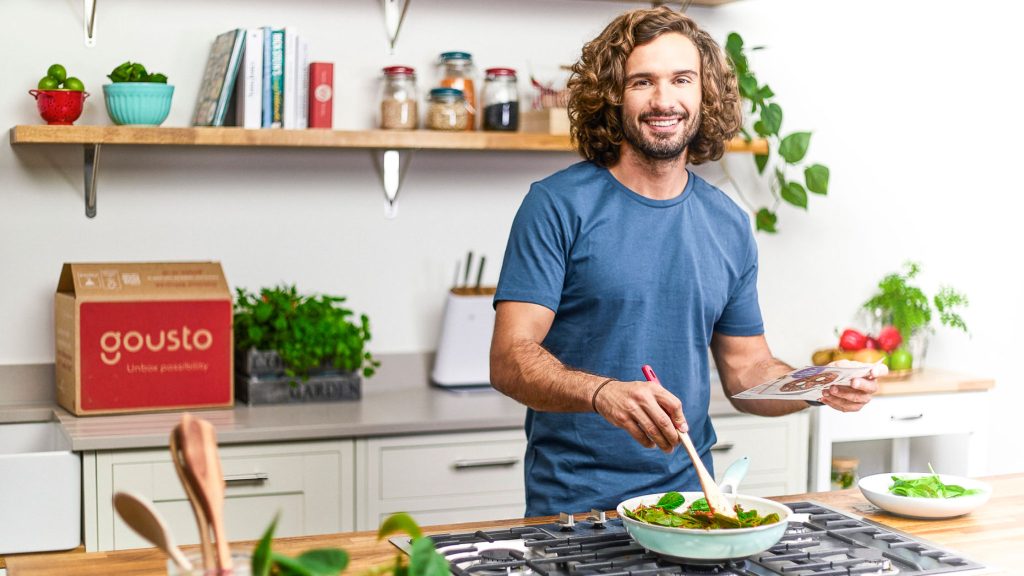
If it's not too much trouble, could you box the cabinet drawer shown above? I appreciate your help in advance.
[818,392,987,442]
[709,416,792,479]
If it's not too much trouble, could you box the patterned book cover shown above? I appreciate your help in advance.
[269,28,285,128]
[191,29,245,127]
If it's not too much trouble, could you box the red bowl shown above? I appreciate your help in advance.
[29,89,89,125]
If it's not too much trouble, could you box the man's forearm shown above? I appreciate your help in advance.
[490,338,609,412]
[723,356,807,416]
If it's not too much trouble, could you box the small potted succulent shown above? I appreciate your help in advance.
[29,63,88,125]
[103,61,174,125]
[233,285,379,404]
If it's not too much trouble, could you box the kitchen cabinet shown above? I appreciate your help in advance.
[808,369,995,491]
[8,125,767,218]
[355,429,527,529]
[710,411,808,496]
[84,439,355,551]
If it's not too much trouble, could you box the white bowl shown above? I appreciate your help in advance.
[858,472,992,519]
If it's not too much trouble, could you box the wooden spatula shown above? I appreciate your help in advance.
[642,364,738,520]
[113,490,193,571]
[178,413,233,571]
[170,424,214,572]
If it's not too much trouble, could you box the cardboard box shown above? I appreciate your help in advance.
[520,108,570,135]
[55,262,234,416]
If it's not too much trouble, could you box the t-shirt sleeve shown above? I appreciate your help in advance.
[494,183,569,313]
[714,227,764,336]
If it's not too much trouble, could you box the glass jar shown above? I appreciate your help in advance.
[436,51,477,130]
[379,65,418,130]
[482,67,519,131]
[831,457,859,490]
[426,87,468,131]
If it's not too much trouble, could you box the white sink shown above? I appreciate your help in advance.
[0,421,81,553]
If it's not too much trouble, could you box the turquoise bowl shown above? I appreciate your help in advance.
[102,83,174,125]
[617,491,792,561]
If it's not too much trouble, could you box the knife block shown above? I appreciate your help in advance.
[431,287,496,387]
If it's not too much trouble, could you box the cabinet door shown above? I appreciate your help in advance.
[710,412,809,497]
[90,439,354,551]
[355,429,526,530]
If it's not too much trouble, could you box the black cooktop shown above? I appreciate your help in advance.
[390,501,985,576]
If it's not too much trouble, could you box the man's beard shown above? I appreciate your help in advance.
[622,108,701,161]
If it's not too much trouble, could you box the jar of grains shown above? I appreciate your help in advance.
[426,88,468,131]
[436,52,477,130]
[379,65,418,130]
[482,67,519,131]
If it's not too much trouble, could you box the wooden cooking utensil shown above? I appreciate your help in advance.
[113,490,193,572]
[170,424,214,572]
[178,413,233,572]
[641,364,738,520]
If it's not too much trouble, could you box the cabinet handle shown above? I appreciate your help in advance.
[452,457,520,470]
[890,413,924,421]
[224,472,270,485]
[710,442,735,452]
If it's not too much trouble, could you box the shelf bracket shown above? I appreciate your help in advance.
[83,0,98,47]
[370,149,411,219]
[381,0,411,54]
[84,144,101,218]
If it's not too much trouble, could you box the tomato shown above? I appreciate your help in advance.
[877,326,902,353]
[865,337,880,350]
[839,328,867,351]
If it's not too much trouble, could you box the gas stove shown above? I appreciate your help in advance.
[390,502,986,576]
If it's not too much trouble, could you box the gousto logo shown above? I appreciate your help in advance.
[100,326,214,366]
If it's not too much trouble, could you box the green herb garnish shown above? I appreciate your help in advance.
[888,465,981,499]
[627,494,779,530]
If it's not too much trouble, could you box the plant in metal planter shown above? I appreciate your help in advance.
[233,285,379,381]
[723,32,830,233]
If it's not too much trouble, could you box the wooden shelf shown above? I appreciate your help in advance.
[10,125,767,154]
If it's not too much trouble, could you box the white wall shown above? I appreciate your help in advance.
[2,1,1021,473]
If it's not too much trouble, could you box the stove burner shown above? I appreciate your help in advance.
[479,549,522,562]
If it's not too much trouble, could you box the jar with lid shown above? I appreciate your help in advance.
[426,87,468,131]
[379,65,418,130]
[831,457,859,490]
[482,67,519,131]
[436,51,477,130]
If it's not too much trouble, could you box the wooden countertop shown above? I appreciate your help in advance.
[7,474,1021,575]
[875,368,995,396]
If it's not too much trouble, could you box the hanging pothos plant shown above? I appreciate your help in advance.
[723,32,830,233]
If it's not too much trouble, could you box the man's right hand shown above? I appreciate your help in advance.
[593,380,686,453]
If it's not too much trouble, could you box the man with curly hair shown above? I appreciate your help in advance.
[491,7,883,516]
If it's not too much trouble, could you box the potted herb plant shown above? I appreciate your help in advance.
[103,61,174,125]
[233,285,379,404]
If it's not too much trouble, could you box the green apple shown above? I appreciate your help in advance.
[889,348,913,371]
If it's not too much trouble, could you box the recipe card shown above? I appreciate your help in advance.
[732,364,876,401]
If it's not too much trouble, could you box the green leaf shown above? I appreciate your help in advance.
[271,552,316,576]
[410,537,450,576]
[778,132,811,164]
[804,164,829,195]
[295,549,350,575]
[378,512,423,540]
[755,208,777,233]
[781,181,808,209]
[753,120,771,137]
[760,103,782,135]
[689,498,710,512]
[656,491,685,510]
[757,84,774,100]
[148,73,168,84]
[738,74,758,100]
[754,153,769,174]
[252,513,279,576]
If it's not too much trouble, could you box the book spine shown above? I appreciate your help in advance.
[282,27,299,129]
[237,28,264,129]
[270,29,285,128]
[213,28,245,127]
[308,62,333,129]
[297,37,310,129]
[261,26,273,128]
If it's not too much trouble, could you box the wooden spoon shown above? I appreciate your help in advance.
[179,413,233,571]
[641,364,738,520]
[113,490,193,572]
[170,424,214,572]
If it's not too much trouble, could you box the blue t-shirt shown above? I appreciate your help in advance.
[495,161,764,516]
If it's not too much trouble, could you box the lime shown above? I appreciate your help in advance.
[889,348,913,371]
[63,77,85,92]
[38,76,60,90]
[47,64,67,83]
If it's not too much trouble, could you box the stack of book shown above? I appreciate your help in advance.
[192,27,333,129]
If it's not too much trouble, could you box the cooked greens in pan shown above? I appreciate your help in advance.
[624,492,780,530]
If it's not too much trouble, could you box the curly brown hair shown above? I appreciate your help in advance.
[568,7,742,167]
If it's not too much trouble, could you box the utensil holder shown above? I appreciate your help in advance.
[431,287,496,387]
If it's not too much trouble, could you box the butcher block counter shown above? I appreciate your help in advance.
[7,474,1022,575]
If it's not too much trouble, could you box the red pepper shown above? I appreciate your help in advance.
[877,326,903,353]
[839,328,867,351]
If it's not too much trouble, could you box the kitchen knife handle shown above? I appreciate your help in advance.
[452,457,520,470]
[224,472,270,485]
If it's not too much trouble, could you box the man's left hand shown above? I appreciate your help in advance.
[820,360,887,412]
